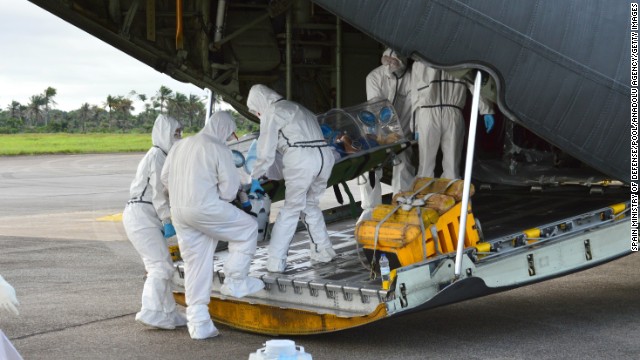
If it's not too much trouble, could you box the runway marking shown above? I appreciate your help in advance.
[97,213,123,222]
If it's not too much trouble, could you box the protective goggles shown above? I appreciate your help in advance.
[227,132,238,142]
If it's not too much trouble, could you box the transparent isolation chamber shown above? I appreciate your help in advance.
[317,98,405,158]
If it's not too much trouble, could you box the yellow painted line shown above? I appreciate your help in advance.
[96,213,123,222]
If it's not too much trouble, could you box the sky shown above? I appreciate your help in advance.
[0,0,207,114]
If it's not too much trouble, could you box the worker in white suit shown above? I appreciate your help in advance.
[359,48,415,222]
[0,275,19,316]
[162,111,263,340]
[0,275,22,360]
[246,84,336,273]
[122,114,186,330]
[411,60,495,179]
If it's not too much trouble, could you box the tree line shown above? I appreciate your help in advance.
[0,85,257,135]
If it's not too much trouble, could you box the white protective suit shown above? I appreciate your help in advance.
[122,114,186,330]
[0,275,22,360]
[0,330,22,360]
[161,111,263,340]
[359,48,415,221]
[0,275,19,316]
[411,61,494,179]
[247,85,336,273]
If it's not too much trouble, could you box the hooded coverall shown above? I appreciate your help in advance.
[122,114,186,330]
[247,85,336,273]
[411,61,494,179]
[359,48,416,221]
[161,111,263,340]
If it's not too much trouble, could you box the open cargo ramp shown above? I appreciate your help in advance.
[170,187,631,335]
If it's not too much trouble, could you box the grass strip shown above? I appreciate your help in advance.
[0,133,153,155]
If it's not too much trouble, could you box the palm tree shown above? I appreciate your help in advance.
[79,103,91,133]
[104,95,118,130]
[6,101,22,120]
[186,94,202,128]
[136,93,147,103]
[135,93,149,127]
[27,94,46,127]
[42,87,57,126]
[90,105,102,130]
[154,85,173,114]
[167,92,188,120]
[115,96,134,132]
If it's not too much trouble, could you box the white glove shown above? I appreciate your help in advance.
[0,275,20,316]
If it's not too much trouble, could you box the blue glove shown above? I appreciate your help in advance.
[249,178,265,197]
[483,114,495,134]
[237,190,252,212]
[163,222,176,238]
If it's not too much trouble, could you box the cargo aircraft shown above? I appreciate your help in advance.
[28,0,633,334]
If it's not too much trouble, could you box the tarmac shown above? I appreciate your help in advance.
[0,154,638,359]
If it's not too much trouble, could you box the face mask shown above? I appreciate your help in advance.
[382,54,405,77]
[171,128,183,146]
[249,109,262,119]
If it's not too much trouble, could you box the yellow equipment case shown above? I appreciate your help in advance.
[355,178,481,270]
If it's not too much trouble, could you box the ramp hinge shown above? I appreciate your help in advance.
[584,239,593,261]
[527,254,536,276]
[399,283,408,308]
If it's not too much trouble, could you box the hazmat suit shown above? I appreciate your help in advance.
[359,48,416,222]
[161,111,263,340]
[0,328,22,360]
[0,275,19,316]
[122,114,186,330]
[247,85,336,273]
[0,275,22,359]
[411,61,494,179]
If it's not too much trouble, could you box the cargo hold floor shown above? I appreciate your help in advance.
[471,186,629,239]
[209,186,629,295]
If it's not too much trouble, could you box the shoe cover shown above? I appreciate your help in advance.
[135,310,175,330]
[186,304,211,326]
[172,310,188,327]
[310,246,336,263]
[188,320,219,340]
[220,277,264,298]
[266,257,286,273]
